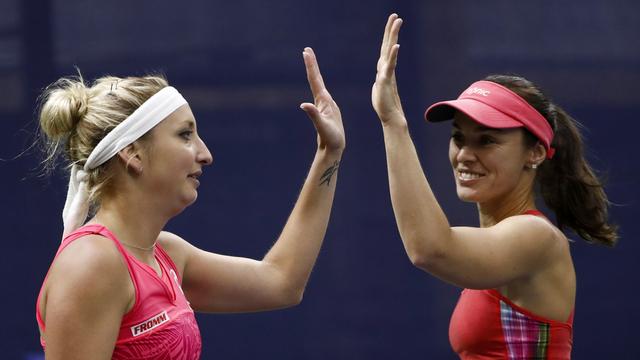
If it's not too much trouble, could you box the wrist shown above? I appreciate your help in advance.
[317,146,344,159]
[381,115,409,132]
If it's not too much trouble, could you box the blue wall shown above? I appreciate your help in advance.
[2,1,638,358]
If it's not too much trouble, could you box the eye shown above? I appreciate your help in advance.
[451,132,464,145]
[179,130,193,140]
[480,135,496,145]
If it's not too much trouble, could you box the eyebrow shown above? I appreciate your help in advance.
[180,119,195,128]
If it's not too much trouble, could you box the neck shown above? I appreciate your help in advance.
[477,183,537,228]
[90,191,171,250]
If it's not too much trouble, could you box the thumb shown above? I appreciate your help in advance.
[300,102,323,131]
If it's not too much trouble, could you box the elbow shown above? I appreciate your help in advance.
[273,277,305,308]
[408,252,427,269]
[290,289,304,306]
[406,243,447,272]
[263,263,306,309]
[408,252,431,270]
[401,229,450,271]
[279,286,304,308]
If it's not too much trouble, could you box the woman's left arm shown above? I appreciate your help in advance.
[170,47,344,313]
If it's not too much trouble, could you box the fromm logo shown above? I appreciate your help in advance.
[131,311,170,336]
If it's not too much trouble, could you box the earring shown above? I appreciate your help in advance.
[531,163,538,169]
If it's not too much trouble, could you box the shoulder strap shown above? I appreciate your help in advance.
[155,244,181,283]
[522,209,544,217]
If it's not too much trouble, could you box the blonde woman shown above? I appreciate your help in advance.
[36,48,344,359]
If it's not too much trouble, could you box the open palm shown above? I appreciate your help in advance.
[300,48,345,153]
[372,14,405,123]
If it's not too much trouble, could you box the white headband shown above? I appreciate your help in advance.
[85,86,187,170]
[62,86,188,238]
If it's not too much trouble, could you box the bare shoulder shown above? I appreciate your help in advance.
[157,231,195,275]
[496,213,568,256]
[157,231,193,254]
[49,234,129,284]
[42,235,133,355]
[44,234,132,319]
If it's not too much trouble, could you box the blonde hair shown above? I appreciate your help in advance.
[38,71,169,205]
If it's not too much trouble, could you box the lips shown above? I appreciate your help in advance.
[456,169,485,182]
[187,170,202,180]
[187,170,202,187]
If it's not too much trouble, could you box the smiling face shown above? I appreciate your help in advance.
[448,112,537,206]
[140,104,213,213]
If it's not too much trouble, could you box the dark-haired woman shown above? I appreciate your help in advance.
[372,14,617,359]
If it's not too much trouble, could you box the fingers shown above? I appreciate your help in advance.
[380,14,397,57]
[389,17,403,53]
[379,14,403,61]
[385,44,400,78]
[302,47,327,101]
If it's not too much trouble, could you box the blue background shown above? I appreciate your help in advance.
[2,1,638,358]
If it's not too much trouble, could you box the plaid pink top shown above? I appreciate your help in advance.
[449,289,573,359]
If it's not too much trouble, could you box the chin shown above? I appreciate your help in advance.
[183,191,198,207]
[457,194,480,203]
[456,188,484,203]
[167,193,198,217]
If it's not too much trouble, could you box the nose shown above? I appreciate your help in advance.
[455,144,476,164]
[197,136,213,166]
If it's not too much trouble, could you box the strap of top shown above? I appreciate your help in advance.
[523,209,544,217]
[58,223,130,257]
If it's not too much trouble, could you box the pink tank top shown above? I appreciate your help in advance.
[36,224,202,359]
[449,289,573,359]
[448,210,574,359]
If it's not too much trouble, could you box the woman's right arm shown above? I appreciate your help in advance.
[42,235,132,360]
[372,14,562,289]
[372,14,453,268]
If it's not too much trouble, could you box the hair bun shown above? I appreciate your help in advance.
[39,78,90,140]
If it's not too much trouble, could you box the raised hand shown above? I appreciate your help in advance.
[300,47,345,154]
[372,14,405,124]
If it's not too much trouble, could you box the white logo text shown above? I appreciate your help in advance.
[131,311,170,337]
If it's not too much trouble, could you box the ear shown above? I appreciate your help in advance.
[526,142,547,169]
[117,142,144,175]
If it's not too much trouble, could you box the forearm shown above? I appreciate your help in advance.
[382,119,452,264]
[262,147,342,298]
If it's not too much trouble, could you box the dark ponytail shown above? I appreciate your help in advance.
[485,75,618,246]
